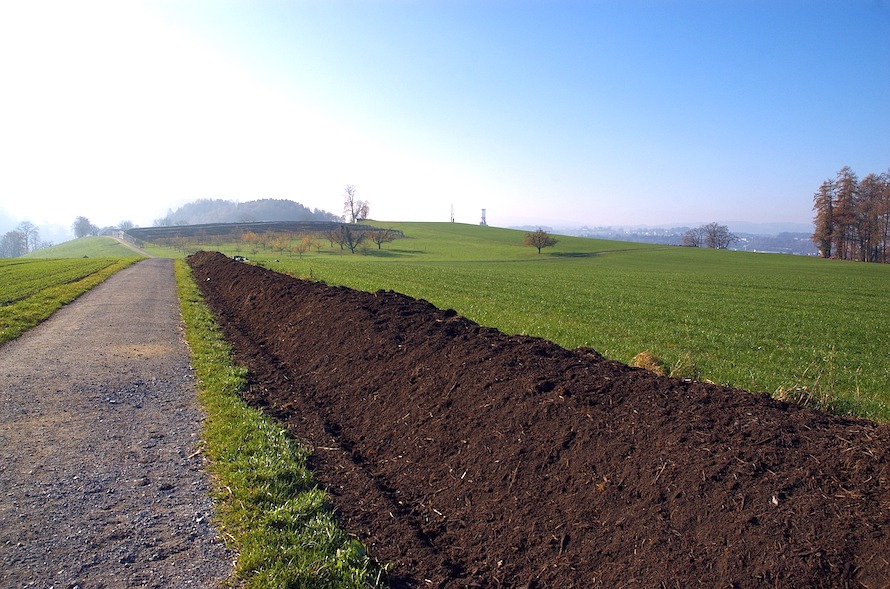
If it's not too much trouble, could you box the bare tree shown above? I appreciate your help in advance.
[357,200,369,221]
[327,227,347,250]
[812,179,835,258]
[370,228,399,249]
[339,225,366,254]
[878,170,890,263]
[681,223,735,249]
[680,226,705,247]
[833,166,859,260]
[342,185,369,223]
[523,228,558,253]
[704,222,736,249]
[857,173,884,262]
[17,221,39,253]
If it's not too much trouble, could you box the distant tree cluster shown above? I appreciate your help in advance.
[812,166,890,262]
[1,221,50,258]
[72,216,99,238]
[681,223,737,249]
[154,198,340,227]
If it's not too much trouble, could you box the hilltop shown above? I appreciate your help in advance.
[153,198,339,226]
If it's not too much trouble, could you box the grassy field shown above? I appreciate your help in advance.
[156,221,889,420]
[25,236,145,259]
[0,257,138,343]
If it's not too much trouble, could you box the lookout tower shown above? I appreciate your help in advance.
[480,209,487,226]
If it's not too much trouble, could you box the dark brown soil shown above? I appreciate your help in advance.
[189,251,890,588]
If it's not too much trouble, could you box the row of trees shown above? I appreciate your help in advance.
[1,216,112,258]
[155,225,402,257]
[812,166,890,262]
[680,222,737,249]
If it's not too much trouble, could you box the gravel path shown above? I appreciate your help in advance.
[0,258,232,588]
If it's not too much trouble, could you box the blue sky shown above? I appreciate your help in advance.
[1,0,888,236]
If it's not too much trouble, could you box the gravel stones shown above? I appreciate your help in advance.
[0,258,231,588]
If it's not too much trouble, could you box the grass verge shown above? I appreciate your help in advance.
[174,260,388,589]
[0,259,137,344]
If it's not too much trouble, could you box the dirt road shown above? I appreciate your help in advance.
[0,258,231,588]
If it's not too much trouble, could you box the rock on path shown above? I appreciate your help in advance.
[0,258,232,588]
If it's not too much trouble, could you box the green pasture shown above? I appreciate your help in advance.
[152,222,890,420]
[25,236,144,259]
[0,257,137,343]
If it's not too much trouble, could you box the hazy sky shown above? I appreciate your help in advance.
[1,0,888,236]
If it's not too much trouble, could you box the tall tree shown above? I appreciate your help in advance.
[878,171,890,263]
[342,185,369,223]
[832,166,859,260]
[338,224,365,253]
[812,179,835,258]
[16,221,39,253]
[857,173,884,262]
[704,222,736,249]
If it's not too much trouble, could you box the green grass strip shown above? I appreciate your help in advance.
[0,258,137,344]
[174,260,388,589]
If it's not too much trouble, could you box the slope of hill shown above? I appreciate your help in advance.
[23,237,144,259]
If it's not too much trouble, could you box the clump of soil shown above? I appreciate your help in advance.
[189,251,890,588]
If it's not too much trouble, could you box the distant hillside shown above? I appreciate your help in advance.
[155,198,340,226]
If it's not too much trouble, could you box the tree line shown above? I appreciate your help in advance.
[153,225,403,257]
[680,222,737,249]
[2,216,138,258]
[812,166,890,262]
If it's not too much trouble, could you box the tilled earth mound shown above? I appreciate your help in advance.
[189,251,889,588]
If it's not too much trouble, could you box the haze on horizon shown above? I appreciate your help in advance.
[1,1,888,239]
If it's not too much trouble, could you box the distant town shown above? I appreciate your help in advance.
[513,224,819,256]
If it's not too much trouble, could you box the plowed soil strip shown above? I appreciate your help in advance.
[190,251,889,588]
[0,258,231,588]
